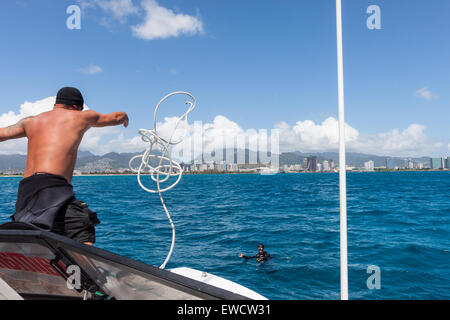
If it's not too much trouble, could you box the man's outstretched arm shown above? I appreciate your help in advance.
[84,110,129,128]
[0,117,30,142]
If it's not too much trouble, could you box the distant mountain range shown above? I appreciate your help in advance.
[0,151,142,172]
[0,150,433,172]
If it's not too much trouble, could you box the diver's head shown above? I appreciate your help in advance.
[257,244,264,252]
[55,87,84,111]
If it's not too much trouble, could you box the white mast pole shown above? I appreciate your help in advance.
[335,0,349,300]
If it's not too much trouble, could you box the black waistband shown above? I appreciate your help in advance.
[21,173,69,184]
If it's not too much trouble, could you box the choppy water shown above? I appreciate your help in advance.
[1,171,449,299]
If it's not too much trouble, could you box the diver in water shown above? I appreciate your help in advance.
[0,87,129,245]
[239,244,270,263]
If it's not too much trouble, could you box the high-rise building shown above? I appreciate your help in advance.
[329,159,335,169]
[385,158,396,169]
[364,160,374,171]
[306,156,318,172]
[322,160,330,172]
[430,158,443,169]
[447,157,450,169]
[302,157,308,170]
[407,160,414,169]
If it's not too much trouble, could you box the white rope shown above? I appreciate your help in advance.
[129,91,196,269]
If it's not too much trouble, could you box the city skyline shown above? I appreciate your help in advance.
[0,148,448,175]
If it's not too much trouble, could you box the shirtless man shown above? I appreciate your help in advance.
[0,87,129,245]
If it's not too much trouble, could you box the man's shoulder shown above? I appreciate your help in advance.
[81,110,100,118]
[20,114,39,127]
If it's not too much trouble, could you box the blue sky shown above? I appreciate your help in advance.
[0,0,449,157]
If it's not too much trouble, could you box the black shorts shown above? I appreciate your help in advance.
[52,198,100,244]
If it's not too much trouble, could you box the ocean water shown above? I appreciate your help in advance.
[1,171,449,300]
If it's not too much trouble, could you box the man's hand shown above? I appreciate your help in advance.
[122,113,129,128]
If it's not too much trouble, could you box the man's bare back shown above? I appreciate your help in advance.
[0,93,128,182]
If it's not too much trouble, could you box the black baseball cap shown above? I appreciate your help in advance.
[55,87,84,109]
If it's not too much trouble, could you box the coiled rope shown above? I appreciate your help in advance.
[129,91,196,269]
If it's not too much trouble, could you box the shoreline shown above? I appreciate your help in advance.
[0,169,448,178]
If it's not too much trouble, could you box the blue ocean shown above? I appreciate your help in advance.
[1,171,449,299]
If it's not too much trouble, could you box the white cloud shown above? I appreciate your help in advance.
[414,86,438,100]
[78,0,203,40]
[0,96,55,128]
[273,118,441,157]
[131,0,203,40]
[0,139,28,155]
[348,124,442,157]
[97,0,139,21]
[78,0,139,22]
[80,64,103,75]
[276,117,359,153]
[79,127,145,154]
